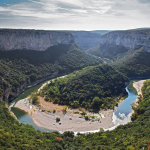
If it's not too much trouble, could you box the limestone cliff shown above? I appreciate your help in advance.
[0,29,75,51]
[100,29,150,52]
[70,31,101,50]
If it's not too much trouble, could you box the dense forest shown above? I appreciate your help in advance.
[39,64,129,111]
[0,44,102,99]
[87,44,129,60]
[114,48,150,77]
[87,44,150,78]
[1,80,150,149]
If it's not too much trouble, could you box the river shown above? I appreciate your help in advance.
[9,79,138,133]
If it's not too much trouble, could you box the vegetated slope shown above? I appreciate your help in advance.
[114,48,150,77]
[39,64,128,111]
[0,44,103,100]
[87,44,129,60]
[1,80,150,149]
[87,29,150,60]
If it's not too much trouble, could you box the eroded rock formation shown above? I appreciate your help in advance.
[0,29,75,51]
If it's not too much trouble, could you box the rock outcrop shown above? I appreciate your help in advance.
[70,31,101,50]
[4,72,59,102]
[0,29,75,51]
[100,29,150,52]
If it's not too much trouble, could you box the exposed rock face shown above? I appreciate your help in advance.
[4,72,59,102]
[70,31,101,50]
[100,29,150,52]
[0,29,75,51]
[87,29,150,59]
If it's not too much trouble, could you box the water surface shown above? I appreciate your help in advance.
[10,80,138,132]
[114,81,137,119]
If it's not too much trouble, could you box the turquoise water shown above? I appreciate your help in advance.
[10,80,138,132]
[11,107,52,132]
[10,79,53,132]
[114,83,137,118]
[9,80,48,107]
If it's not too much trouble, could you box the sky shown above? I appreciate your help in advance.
[0,0,150,31]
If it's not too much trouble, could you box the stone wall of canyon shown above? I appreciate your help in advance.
[0,29,75,51]
[100,29,150,52]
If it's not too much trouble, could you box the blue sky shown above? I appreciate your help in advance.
[0,0,30,6]
[0,0,150,30]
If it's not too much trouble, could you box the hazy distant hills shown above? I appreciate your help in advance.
[61,30,111,50]
[90,30,111,35]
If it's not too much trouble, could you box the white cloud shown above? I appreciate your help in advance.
[0,0,149,30]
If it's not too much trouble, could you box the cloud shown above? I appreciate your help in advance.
[0,0,149,30]
[138,0,150,3]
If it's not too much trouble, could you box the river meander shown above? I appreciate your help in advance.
[9,79,138,133]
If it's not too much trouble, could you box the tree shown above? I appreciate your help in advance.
[31,93,39,105]
[92,97,101,109]
[63,105,67,112]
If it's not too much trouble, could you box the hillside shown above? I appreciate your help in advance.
[39,64,129,111]
[1,79,150,149]
[114,48,150,77]
[100,29,150,52]
[0,44,103,101]
[87,44,129,60]
[87,29,150,60]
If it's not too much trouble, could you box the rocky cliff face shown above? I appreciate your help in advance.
[4,72,59,102]
[70,31,101,50]
[100,29,150,52]
[0,29,75,51]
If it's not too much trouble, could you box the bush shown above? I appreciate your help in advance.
[85,116,89,120]
[53,109,56,113]
[80,111,87,116]
[56,117,60,122]
[63,105,67,112]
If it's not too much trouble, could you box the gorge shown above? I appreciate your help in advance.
[1,28,150,150]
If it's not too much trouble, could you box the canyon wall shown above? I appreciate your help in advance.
[0,29,75,51]
[100,29,150,52]
[70,31,101,50]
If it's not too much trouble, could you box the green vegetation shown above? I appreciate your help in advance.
[40,64,129,111]
[0,101,76,150]
[56,117,60,122]
[114,48,150,77]
[84,116,89,120]
[63,105,67,112]
[0,44,102,99]
[53,109,56,113]
[1,79,150,149]
[87,45,150,78]
[87,44,128,60]
[30,93,39,105]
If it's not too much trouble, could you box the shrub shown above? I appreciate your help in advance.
[85,116,89,120]
[63,105,67,112]
[80,111,87,116]
[53,109,56,113]
[56,117,60,122]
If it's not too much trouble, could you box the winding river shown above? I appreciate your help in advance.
[9,79,138,133]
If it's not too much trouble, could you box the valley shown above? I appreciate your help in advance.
[10,73,143,134]
[0,28,150,150]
